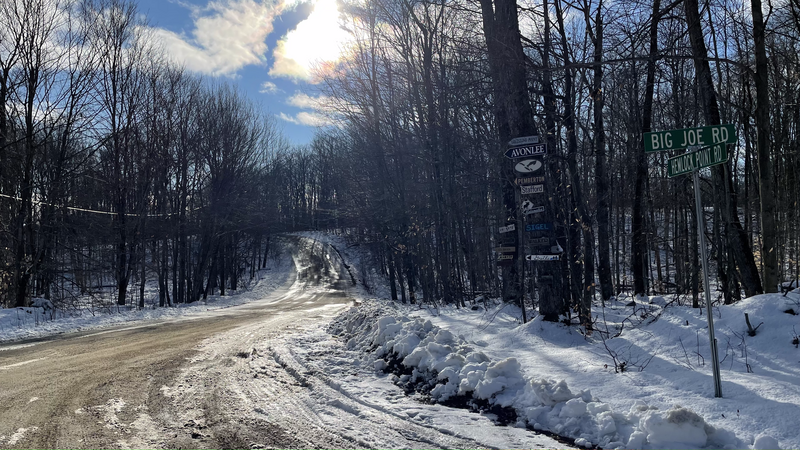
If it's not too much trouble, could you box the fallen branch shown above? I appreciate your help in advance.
[744,313,763,337]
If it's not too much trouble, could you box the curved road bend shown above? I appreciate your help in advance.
[0,237,498,449]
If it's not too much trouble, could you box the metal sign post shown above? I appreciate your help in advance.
[652,129,735,399]
[692,168,723,398]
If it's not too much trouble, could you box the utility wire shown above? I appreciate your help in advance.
[0,193,201,217]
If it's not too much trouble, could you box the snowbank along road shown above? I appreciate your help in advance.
[0,237,524,449]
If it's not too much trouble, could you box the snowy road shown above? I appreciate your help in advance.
[0,237,564,449]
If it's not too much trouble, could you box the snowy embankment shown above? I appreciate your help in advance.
[0,251,294,344]
[325,290,799,450]
[302,230,798,449]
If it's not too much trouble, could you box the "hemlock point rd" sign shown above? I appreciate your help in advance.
[644,124,735,153]
[667,144,729,177]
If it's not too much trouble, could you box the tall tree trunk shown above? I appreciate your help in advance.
[13,56,42,308]
[172,231,179,304]
[139,244,146,308]
[419,12,452,306]
[751,0,779,293]
[405,248,417,304]
[388,248,398,301]
[219,241,226,296]
[634,0,661,296]
[115,198,129,306]
[158,241,167,307]
[479,0,565,320]
[553,0,591,325]
[478,0,520,309]
[589,1,614,302]
[683,0,763,296]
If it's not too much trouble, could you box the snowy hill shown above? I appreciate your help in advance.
[306,231,798,449]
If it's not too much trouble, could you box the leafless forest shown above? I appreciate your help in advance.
[1,0,799,326]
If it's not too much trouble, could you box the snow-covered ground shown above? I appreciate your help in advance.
[294,231,799,450]
[0,249,295,344]
[324,294,800,450]
[3,231,799,450]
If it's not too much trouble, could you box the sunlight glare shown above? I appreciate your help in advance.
[271,0,352,80]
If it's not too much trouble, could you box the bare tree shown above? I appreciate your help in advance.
[751,0,779,293]
[683,0,763,296]
[90,0,148,306]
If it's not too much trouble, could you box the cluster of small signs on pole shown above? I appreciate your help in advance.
[643,123,735,399]
[496,135,562,268]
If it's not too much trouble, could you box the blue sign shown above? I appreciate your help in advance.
[525,223,552,232]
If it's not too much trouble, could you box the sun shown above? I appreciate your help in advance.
[270,0,352,81]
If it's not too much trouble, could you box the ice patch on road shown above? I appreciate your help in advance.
[89,398,127,429]
[0,357,46,370]
[118,406,162,450]
[1,426,39,445]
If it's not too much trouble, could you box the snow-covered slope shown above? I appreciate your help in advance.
[292,231,800,449]
[0,249,295,344]
[325,292,799,450]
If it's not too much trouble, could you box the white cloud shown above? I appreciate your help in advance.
[259,81,280,93]
[279,92,336,127]
[277,112,297,123]
[286,92,329,109]
[278,111,334,127]
[150,0,283,76]
[269,0,353,82]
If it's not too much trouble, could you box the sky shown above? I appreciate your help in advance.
[137,0,352,146]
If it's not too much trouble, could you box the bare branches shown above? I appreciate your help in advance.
[0,0,291,309]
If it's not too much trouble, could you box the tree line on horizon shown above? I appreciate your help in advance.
[2,0,799,326]
[0,0,316,309]
[300,0,799,325]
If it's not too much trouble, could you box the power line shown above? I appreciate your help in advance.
[0,193,200,217]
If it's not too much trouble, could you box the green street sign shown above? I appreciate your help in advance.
[644,124,735,153]
[667,144,729,177]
